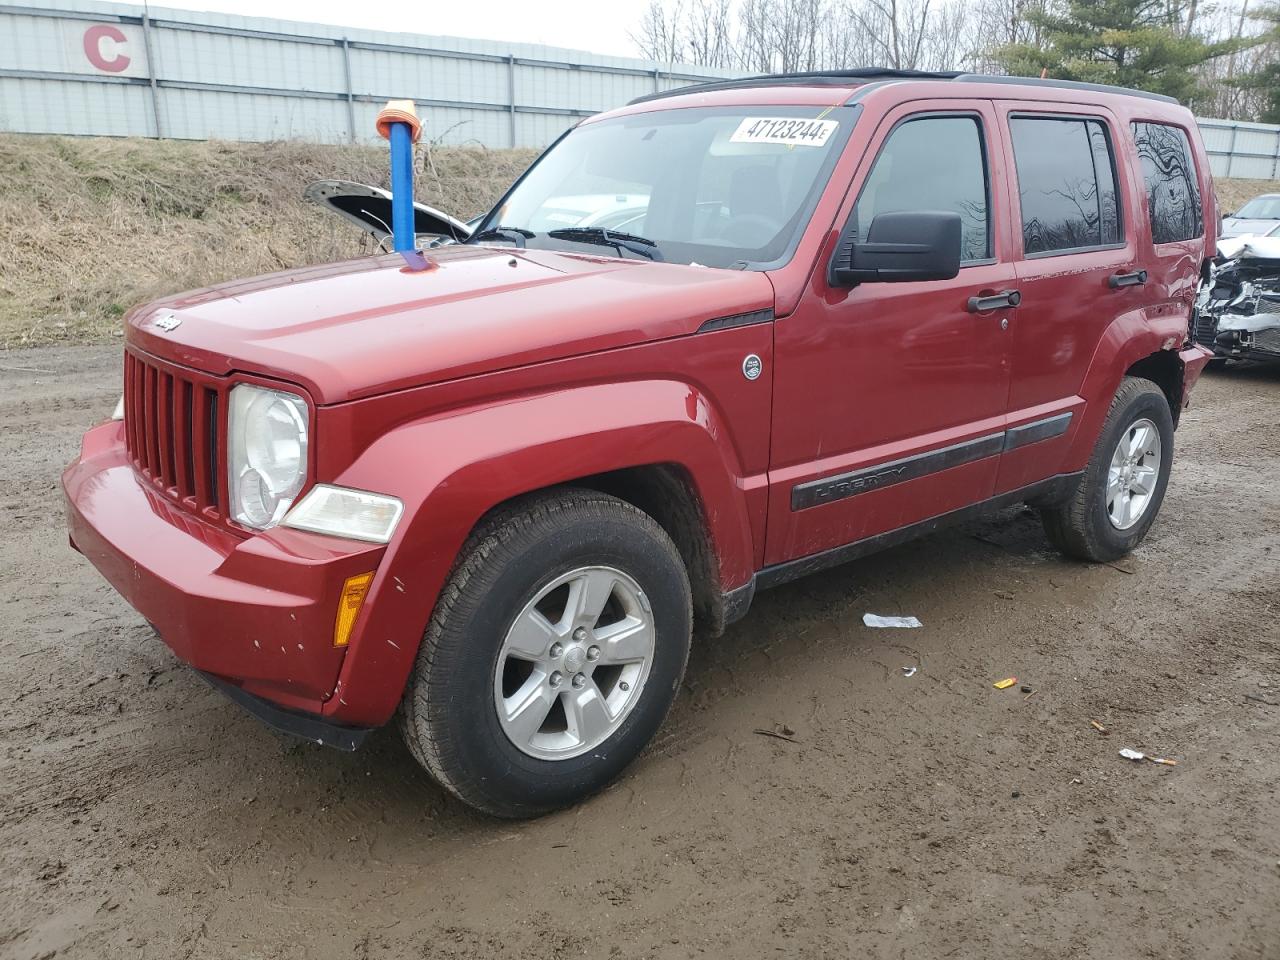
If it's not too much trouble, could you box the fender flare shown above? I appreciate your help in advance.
[320,379,759,726]
[1065,306,1193,470]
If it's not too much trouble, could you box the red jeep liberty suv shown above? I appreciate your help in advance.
[64,70,1214,818]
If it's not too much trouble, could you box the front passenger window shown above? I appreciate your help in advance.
[855,116,991,262]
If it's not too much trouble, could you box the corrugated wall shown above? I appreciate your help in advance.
[3,0,1280,166]
[1198,118,1280,180]
[0,0,739,146]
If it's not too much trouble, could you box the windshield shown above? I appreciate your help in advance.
[473,105,858,269]
[1235,196,1280,220]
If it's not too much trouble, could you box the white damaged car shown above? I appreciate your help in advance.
[1194,234,1280,363]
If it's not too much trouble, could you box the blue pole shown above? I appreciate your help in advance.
[389,121,414,253]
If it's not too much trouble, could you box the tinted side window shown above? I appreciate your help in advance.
[1132,122,1203,244]
[855,116,990,262]
[1010,117,1122,255]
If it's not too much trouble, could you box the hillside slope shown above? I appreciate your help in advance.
[0,135,536,347]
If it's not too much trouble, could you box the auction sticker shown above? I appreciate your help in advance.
[730,117,838,147]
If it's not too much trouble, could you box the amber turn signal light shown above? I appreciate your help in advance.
[334,572,375,647]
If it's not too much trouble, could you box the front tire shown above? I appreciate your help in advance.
[398,489,692,818]
[1040,377,1174,562]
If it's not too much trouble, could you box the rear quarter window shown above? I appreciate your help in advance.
[1131,122,1203,244]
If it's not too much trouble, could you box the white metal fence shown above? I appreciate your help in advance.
[0,0,737,147]
[3,0,1280,170]
[1198,118,1280,180]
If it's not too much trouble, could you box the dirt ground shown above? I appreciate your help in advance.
[2,345,1278,960]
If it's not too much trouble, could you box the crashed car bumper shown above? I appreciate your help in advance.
[1198,319,1280,361]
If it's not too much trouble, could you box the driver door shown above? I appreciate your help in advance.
[765,101,1017,566]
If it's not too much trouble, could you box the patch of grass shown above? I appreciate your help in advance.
[0,134,536,348]
[1216,178,1280,215]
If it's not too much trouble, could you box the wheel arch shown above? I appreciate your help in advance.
[1066,307,1194,469]
[570,463,732,637]
[1124,350,1184,428]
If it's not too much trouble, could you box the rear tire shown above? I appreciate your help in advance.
[1040,377,1174,562]
[398,489,692,819]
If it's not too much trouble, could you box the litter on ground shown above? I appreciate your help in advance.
[863,613,922,628]
[902,666,917,677]
[1120,748,1179,766]
[993,677,1018,689]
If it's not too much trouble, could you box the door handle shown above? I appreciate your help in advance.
[1108,270,1148,289]
[967,289,1021,312]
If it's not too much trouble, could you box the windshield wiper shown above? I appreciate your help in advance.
[546,227,664,262]
[472,226,534,247]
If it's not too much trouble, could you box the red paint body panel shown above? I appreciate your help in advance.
[766,98,1015,564]
[64,421,383,708]
[64,77,1216,731]
[126,247,773,404]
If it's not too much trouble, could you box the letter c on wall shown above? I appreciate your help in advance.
[83,24,131,73]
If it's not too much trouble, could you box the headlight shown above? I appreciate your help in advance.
[282,485,404,543]
[111,395,125,421]
[228,384,309,529]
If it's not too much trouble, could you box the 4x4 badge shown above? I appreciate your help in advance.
[742,354,763,381]
[153,312,182,333]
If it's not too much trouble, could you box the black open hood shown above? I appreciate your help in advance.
[304,179,474,245]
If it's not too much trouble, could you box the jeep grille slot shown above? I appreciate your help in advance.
[123,351,225,520]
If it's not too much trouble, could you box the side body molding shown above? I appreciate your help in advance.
[317,379,762,726]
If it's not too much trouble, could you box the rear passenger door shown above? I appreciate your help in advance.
[1130,120,1206,316]
[994,104,1139,494]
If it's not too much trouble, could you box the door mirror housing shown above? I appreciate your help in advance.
[829,210,963,287]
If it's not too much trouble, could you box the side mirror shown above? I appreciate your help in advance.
[829,210,963,287]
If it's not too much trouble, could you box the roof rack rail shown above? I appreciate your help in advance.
[953,74,1178,104]
[627,68,963,105]
[628,68,1179,107]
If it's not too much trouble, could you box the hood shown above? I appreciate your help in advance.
[1220,217,1280,238]
[304,179,474,244]
[1216,235,1280,261]
[126,246,775,403]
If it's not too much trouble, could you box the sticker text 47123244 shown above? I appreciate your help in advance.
[730,117,839,147]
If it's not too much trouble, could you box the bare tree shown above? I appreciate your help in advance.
[626,0,1278,120]
[631,0,688,63]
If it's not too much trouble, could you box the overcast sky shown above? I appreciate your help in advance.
[148,0,649,58]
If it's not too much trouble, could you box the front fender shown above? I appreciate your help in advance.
[319,379,759,726]
[1065,305,1195,470]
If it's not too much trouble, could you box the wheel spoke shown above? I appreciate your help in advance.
[505,609,557,659]
[565,569,616,628]
[501,681,556,746]
[1106,465,1124,504]
[594,615,653,664]
[1129,423,1153,458]
[564,683,613,742]
[1130,465,1157,495]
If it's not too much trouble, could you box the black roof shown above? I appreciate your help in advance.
[627,69,1178,106]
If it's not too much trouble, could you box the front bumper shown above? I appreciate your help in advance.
[63,420,385,725]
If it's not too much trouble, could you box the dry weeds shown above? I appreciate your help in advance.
[0,135,535,347]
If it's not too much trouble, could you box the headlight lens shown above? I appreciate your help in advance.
[282,485,404,543]
[228,384,309,529]
[111,395,125,421]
